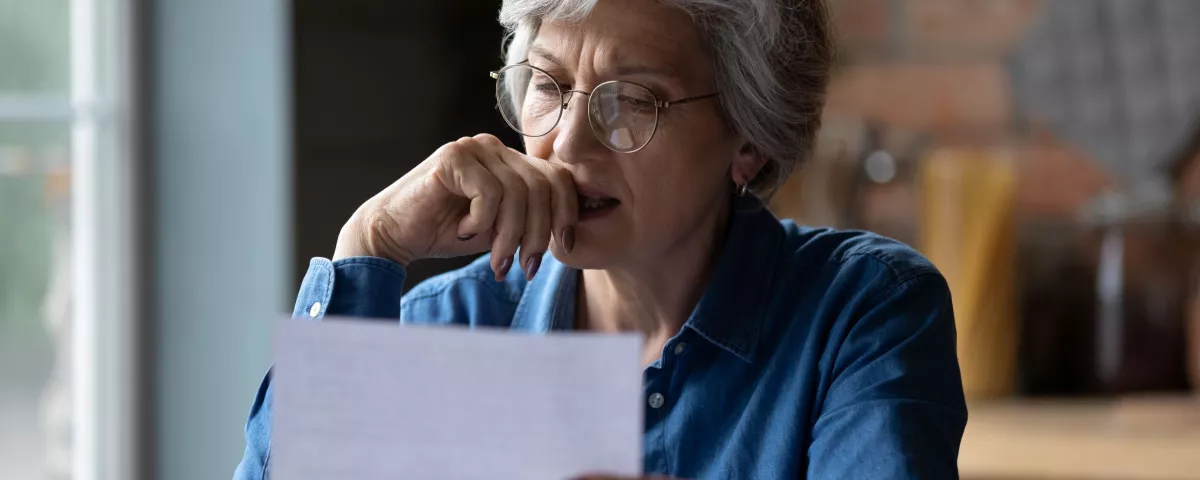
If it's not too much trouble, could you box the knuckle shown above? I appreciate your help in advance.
[473,133,502,147]
[440,141,465,158]
[480,177,503,199]
[497,226,523,246]
[504,228,524,242]
[549,166,574,186]
[440,155,469,176]
[526,219,551,238]
[452,137,478,152]
[527,177,550,200]
[506,174,529,199]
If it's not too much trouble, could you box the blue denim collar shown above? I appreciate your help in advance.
[510,195,784,363]
[683,196,783,362]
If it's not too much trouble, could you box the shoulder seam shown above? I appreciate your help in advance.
[833,246,938,284]
[863,269,945,307]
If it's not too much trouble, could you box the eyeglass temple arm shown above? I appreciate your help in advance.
[657,92,720,109]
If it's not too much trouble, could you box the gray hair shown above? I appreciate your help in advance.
[498,0,834,195]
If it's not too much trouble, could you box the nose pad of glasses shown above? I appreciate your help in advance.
[562,90,581,110]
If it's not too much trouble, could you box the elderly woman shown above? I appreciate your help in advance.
[235,0,966,478]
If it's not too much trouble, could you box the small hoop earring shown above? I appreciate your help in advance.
[738,183,749,197]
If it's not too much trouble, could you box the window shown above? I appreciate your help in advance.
[0,1,72,478]
[0,0,136,478]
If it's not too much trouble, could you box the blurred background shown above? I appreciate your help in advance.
[1,0,1199,479]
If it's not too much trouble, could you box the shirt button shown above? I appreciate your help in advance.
[648,392,665,409]
[309,302,321,318]
[674,342,687,355]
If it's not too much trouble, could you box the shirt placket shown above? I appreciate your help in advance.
[642,333,691,475]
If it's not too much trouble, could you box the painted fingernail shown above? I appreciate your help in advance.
[457,234,476,241]
[561,226,576,253]
[496,257,512,281]
[525,255,542,280]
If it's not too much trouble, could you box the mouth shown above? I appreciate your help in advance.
[577,192,620,221]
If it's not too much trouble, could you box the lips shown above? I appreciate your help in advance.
[579,194,619,211]
[575,185,620,220]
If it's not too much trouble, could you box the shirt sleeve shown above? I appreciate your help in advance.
[233,256,408,479]
[807,272,968,479]
[291,256,408,320]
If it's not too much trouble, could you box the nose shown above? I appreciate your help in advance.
[552,91,605,165]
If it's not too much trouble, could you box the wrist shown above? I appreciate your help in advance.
[332,212,415,266]
[332,224,371,261]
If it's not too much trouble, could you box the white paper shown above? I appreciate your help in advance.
[271,318,643,480]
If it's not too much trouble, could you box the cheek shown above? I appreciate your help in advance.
[625,144,730,228]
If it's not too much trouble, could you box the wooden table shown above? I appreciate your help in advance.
[960,396,1200,479]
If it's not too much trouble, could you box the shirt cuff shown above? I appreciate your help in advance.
[291,256,408,320]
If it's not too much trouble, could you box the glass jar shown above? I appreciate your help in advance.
[1019,193,1193,395]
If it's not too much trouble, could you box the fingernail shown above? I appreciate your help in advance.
[525,255,542,280]
[457,233,476,241]
[561,226,576,253]
[496,257,512,281]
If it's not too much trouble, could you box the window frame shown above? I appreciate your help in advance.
[68,0,141,479]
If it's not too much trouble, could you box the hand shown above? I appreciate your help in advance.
[334,134,578,281]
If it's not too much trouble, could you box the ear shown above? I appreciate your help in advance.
[731,141,768,187]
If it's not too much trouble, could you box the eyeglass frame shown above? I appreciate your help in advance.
[489,62,720,153]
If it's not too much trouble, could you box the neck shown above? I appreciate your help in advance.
[577,196,732,343]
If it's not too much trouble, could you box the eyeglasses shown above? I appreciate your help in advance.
[490,63,719,153]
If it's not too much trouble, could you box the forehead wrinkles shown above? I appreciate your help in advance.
[532,19,702,85]
[530,22,604,77]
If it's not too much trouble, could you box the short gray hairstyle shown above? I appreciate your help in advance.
[498,0,835,195]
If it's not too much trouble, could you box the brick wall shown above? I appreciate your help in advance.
[776,0,1113,223]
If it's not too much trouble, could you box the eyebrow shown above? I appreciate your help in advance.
[528,45,566,68]
[527,44,679,80]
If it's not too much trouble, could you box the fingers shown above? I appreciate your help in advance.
[441,133,574,281]
[528,152,579,254]
[490,151,554,281]
[488,137,578,256]
[461,136,527,281]
[432,141,502,238]
[477,134,577,280]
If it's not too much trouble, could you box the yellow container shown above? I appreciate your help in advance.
[920,149,1017,399]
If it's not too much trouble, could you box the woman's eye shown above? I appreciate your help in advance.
[530,83,565,99]
[619,95,654,108]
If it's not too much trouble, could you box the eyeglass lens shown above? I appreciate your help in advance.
[495,64,660,153]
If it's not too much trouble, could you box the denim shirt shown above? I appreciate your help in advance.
[234,198,967,479]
